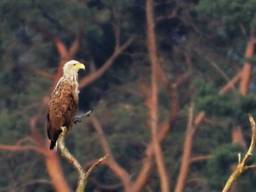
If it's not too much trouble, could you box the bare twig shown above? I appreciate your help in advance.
[222,114,256,192]
[57,126,105,192]
[190,155,212,164]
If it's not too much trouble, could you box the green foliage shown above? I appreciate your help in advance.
[194,82,255,138]
[196,0,256,33]
[194,81,256,123]
[194,81,238,117]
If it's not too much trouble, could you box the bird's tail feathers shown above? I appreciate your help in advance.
[49,128,62,150]
[50,140,56,150]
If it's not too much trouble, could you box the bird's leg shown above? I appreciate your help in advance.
[60,126,67,132]
[73,110,92,124]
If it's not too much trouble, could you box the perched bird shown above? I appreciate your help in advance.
[47,60,85,150]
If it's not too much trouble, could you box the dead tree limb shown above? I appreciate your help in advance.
[222,114,256,192]
[57,126,105,192]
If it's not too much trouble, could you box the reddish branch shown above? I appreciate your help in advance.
[45,151,71,192]
[175,103,195,192]
[145,0,170,191]
[79,36,134,89]
[219,71,241,95]
[90,116,132,192]
[190,155,212,164]
[239,33,255,96]
[130,3,189,192]
[132,75,179,192]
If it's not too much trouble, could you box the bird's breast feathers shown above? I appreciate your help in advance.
[48,78,79,116]
[52,78,79,100]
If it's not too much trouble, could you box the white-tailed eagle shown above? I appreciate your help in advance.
[47,60,85,150]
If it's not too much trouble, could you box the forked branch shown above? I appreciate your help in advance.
[57,126,106,192]
[222,114,256,192]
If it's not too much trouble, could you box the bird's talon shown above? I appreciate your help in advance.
[73,118,82,124]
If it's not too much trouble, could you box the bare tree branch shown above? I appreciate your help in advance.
[79,36,134,89]
[239,33,255,96]
[57,126,105,192]
[190,155,212,164]
[146,0,170,191]
[219,71,241,95]
[222,115,256,192]
[175,103,195,192]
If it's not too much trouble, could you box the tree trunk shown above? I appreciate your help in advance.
[146,0,170,191]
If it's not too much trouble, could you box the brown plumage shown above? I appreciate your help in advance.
[47,60,85,150]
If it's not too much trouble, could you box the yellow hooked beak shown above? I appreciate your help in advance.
[75,63,85,70]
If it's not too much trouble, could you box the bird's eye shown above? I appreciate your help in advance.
[73,64,76,66]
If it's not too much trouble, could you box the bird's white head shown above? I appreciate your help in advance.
[63,60,85,78]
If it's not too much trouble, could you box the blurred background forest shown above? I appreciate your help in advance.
[1,0,256,191]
